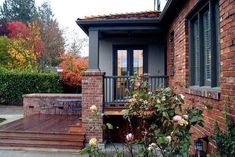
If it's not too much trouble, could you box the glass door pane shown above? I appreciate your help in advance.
[117,50,128,76]
[133,50,144,75]
[116,50,128,101]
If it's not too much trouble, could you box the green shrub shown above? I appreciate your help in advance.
[0,69,63,105]
[213,112,235,157]
[0,118,6,123]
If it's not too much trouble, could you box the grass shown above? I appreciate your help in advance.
[0,118,6,123]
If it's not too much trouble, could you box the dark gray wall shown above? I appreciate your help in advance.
[99,37,165,76]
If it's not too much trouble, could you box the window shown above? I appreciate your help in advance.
[188,0,220,88]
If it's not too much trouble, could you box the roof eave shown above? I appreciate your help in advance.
[76,18,160,35]
[77,0,188,35]
[159,0,187,25]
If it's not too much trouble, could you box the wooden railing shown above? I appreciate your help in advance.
[104,75,167,106]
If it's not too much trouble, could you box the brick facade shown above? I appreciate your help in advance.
[81,71,105,143]
[167,0,235,155]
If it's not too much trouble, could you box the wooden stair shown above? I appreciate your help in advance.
[0,114,86,149]
[0,131,85,149]
[69,125,85,133]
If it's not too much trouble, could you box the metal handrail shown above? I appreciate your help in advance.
[104,75,168,106]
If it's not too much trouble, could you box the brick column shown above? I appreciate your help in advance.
[82,71,105,143]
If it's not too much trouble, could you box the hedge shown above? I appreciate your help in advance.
[0,70,63,105]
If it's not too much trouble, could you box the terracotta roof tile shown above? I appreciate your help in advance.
[81,10,161,20]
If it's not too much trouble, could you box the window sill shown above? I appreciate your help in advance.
[187,86,221,100]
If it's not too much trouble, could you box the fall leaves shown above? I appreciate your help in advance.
[4,21,44,69]
[0,20,87,88]
[0,0,87,90]
[59,53,88,86]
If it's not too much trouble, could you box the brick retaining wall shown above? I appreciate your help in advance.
[23,94,82,116]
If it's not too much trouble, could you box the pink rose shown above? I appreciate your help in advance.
[134,81,141,88]
[173,115,182,122]
[126,133,134,142]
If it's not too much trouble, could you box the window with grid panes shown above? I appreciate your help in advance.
[188,0,220,88]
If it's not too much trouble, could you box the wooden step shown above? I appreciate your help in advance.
[0,131,85,149]
[0,143,83,149]
[0,139,84,147]
[0,131,85,141]
[0,114,85,149]
[69,125,85,133]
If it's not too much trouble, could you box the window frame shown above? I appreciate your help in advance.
[188,0,220,88]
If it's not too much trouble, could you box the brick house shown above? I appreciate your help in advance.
[77,0,235,155]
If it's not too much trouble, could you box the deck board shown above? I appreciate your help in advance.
[0,114,81,133]
[0,114,85,149]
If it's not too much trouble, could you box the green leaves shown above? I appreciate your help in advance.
[1,0,37,22]
[124,74,206,157]
[106,123,114,130]
[0,69,62,105]
[213,115,235,157]
[0,118,6,123]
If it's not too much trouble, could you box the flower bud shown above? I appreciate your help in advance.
[173,115,182,122]
[89,138,97,147]
[90,105,97,113]
[134,81,141,88]
[126,133,134,142]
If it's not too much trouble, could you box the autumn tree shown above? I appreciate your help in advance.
[6,21,29,38]
[6,21,31,68]
[26,21,44,65]
[6,21,44,69]
[0,0,37,22]
[0,36,11,67]
[59,53,88,87]
[37,2,65,68]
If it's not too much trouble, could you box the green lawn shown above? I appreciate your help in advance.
[0,118,6,123]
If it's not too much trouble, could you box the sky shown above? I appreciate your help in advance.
[35,0,167,36]
[0,0,167,55]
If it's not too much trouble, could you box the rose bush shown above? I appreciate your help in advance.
[123,75,205,157]
[80,75,206,157]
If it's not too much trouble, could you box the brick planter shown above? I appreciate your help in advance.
[23,94,82,116]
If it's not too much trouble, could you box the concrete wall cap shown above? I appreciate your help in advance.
[23,93,82,98]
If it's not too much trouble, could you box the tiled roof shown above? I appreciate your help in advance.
[82,10,161,20]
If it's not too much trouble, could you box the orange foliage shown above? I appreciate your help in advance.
[59,53,88,86]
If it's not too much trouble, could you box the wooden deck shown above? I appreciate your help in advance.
[0,114,85,149]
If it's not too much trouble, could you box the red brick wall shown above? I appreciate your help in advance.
[81,71,105,143]
[23,94,82,116]
[167,0,235,155]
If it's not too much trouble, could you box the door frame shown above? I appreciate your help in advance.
[112,45,148,101]
[113,45,148,76]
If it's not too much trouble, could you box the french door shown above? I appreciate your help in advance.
[113,46,147,101]
[114,46,147,76]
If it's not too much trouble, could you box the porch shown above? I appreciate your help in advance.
[79,22,168,111]
[77,12,168,142]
